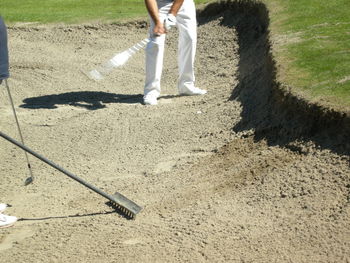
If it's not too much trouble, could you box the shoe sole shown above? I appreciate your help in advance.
[143,98,158,105]
[0,223,15,229]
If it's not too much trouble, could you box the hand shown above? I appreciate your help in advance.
[153,21,166,37]
[164,14,177,32]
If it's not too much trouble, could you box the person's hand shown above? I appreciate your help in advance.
[164,14,177,32]
[153,21,166,37]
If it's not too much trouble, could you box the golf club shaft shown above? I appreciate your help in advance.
[4,79,34,182]
[85,38,150,81]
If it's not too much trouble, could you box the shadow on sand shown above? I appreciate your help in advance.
[20,91,143,110]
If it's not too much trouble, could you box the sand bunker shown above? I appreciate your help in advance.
[0,3,349,262]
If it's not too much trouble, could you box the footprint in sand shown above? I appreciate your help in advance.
[0,228,34,251]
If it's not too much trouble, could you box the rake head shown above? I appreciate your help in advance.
[108,192,143,219]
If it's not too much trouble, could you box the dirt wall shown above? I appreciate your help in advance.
[198,0,350,156]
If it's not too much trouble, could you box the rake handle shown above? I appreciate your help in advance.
[0,131,118,203]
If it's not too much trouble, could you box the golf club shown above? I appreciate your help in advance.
[0,16,34,185]
[82,38,150,81]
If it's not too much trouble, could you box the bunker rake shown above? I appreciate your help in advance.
[0,16,142,219]
[0,131,143,219]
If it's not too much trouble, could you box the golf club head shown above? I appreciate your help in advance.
[81,68,104,81]
[24,176,34,186]
[81,58,117,81]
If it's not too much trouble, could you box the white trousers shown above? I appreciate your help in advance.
[144,0,197,97]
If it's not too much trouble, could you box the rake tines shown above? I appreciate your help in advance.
[109,192,142,219]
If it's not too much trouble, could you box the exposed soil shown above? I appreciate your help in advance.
[0,2,349,262]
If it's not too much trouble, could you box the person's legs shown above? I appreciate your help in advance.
[176,0,206,95]
[144,33,166,104]
[144,0,173,105]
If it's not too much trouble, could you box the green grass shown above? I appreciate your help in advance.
[265,0,350,109]
[0,0,147,23]
[0,0,209,24]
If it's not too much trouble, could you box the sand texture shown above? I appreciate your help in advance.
[0,5,349,263]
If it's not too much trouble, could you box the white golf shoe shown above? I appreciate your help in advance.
[0,214,17,228]
[0,203,7,213]
[179,87,207,96]
[143,94,158,105]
